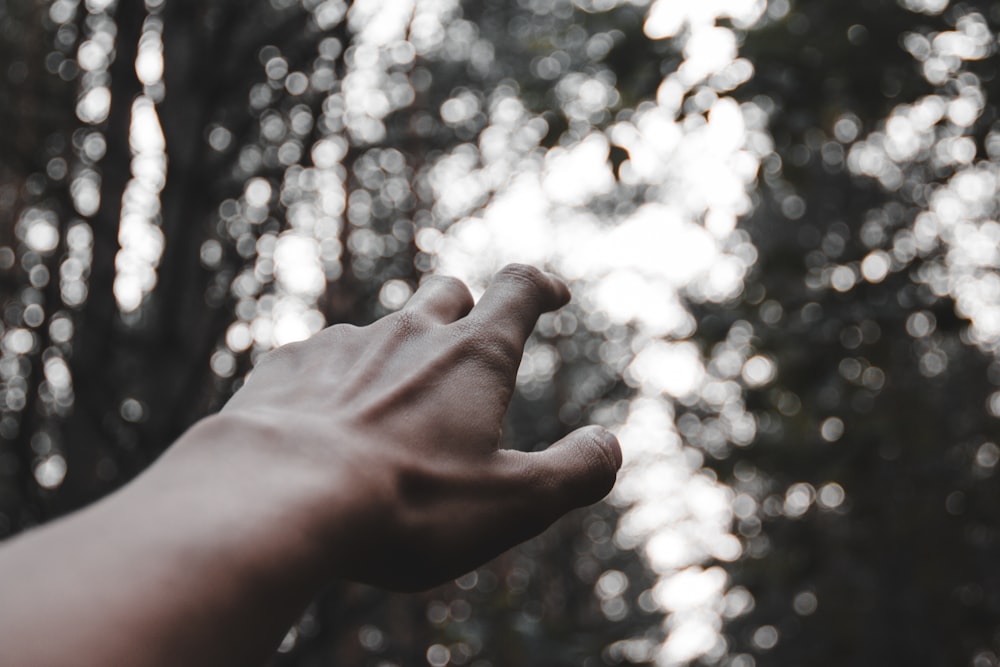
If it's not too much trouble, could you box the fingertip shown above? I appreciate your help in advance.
[544,271,572,310]
[594,426,623,470]
[577,424,622,482]
[538,425,622,509]
[493,263,570,311]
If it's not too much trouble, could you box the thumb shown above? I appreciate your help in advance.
[518,425,622,512]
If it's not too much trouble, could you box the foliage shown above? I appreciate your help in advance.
[9,0,1000,665]
[703,1,1000,665]
[1,0,666,664]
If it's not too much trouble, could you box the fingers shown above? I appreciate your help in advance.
[468,264,571,344]
[497,426,621,520]
[402,275,475,324]
[419,427,620,583]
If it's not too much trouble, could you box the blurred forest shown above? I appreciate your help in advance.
[5,0,1000,665]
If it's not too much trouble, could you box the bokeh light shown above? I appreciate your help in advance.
[9,0,1000,664]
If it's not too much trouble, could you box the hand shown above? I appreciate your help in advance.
[217,264,622,590]
[0,264,622,667]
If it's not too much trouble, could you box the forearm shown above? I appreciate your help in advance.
[0,414,333,667]
[0,265,622,665]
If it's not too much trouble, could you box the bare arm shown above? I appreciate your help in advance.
[0,265,621,667]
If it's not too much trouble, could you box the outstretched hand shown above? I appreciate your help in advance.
[0,264,621,667]
[218,263,622,590]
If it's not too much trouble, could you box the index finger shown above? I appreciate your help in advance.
[466,264,571,343]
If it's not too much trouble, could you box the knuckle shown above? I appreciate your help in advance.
[477,339,519,377]
[316,322,360,343]
[390,309,434,338]
[428,274,468,293]
[429,275,475,309]
[457,321,520,375]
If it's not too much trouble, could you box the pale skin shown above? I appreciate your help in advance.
[0,264,622,667]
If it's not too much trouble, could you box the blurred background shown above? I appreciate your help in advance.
[3,0,1000,664]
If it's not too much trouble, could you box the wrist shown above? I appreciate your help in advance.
[155,412,344,581]
[0,411,350,666]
